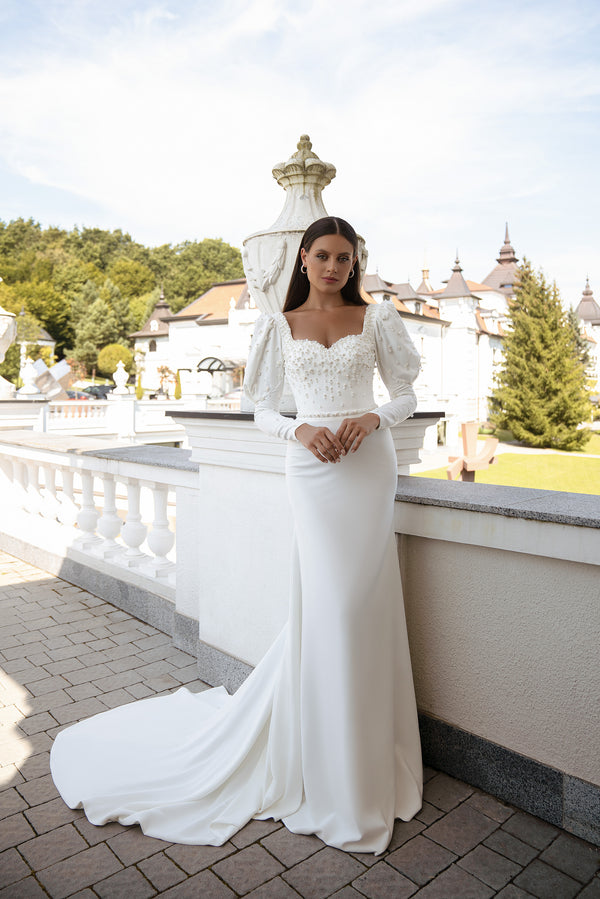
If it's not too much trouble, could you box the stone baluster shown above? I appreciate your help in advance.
[95,474,123,558]
[75,471,101,549]
[119,479,148,566]
[12,459,28,512]
[0,458,15,508]
[58,467,78,528]
[24,461,42,516]
[40,465,60,521]
[144,483,175,577]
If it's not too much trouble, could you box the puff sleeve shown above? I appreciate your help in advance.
[371,301,421,429]
[243,314,299,442]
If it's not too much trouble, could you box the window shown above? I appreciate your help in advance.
[149,339,157,353]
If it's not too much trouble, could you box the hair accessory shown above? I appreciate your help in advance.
[301,264,307,274]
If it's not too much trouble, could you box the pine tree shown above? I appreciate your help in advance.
[490,260,591,450]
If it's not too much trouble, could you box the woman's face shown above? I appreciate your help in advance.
[301,234,356,293]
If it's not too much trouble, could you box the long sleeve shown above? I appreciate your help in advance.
[371,301,421,429]
[243,314,299,442]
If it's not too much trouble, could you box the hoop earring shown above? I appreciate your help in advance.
[348,268,355,278]
[301,264,307,274]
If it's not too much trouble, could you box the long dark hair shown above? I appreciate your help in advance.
[283,216,366,312]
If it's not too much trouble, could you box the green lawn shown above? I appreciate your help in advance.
[415,452,600,494]
[581,432,600,455]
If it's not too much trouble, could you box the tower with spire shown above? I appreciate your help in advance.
[482,224,519,297]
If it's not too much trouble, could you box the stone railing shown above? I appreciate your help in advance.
[0,438,201,642]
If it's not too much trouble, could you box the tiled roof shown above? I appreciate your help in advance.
[163,280,248,324]
[576,279,600,325]
[130,292,172,339]
[483,225,519,295]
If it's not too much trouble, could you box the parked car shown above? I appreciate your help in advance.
[84,385,113,399]
[65,390,92,400]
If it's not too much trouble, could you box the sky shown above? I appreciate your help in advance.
[0,0,599,307]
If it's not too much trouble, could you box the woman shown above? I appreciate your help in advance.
[50,216,422,854]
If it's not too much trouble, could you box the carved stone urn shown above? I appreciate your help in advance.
[0,305,17,399]
[242,135,367,315]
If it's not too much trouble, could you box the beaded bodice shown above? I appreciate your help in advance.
[275,306,377,418]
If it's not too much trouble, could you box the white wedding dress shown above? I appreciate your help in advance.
[50,300,423,854]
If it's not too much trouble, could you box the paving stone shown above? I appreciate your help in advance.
[16,773,59,807]
[386,818,425,852]
[495,886,538,898]
[458,844,522,889]
[16,751,51,781]
[160,868,235,898]
[0,846,31,887]
[133,634,172,651]
[230,817,282,849]
[52,697,107,725]
[42,636,74,651]
[24,797,83,835]
[105,655,148,674]
[37,843,124,898]
[351,859,418,898]
[245,875,303,898]
[65,682,102,701]
[213,842,285,894]
[415,801,444,826]
[261,825,323,866]
[387,834,456,885]
[165,840,235,874]
[138,851,187,890]
[4,731,53,761]
[0,875,48,898]
[63,664,113,685]
[107,826,171,865]
[466,791,515,823]
[93,864,157,898]
[502,810,559,849]
[423,772,475,811]
[329,889,365,899]
[22,690,72,715]
[16,712,58,735]
[425,802,499,855]
[19,822,87,870]
[577,878,600,898]
[283,846,366,899]
[169,665,203,684]
[514,858,581,898]
[144,674,181,691]
[92,671,144,693]
[0,786,28,819]
[98,688,135,708]
[126,683,155,700]
[0,811,35,851]
[0,763,24,788]
[73,816,128,845]
[412,863,495,898]
[539,832,600,882]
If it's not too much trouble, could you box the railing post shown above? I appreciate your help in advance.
[40,465,59,521]
[96,474,123,558]
[144,482,175,577]
[75,471,101,549]
[58,467,78,528]
[119,478,147,566]
[24,462,42,516]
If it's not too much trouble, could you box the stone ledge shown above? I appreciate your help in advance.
[397,476,600,529]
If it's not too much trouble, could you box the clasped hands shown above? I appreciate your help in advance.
[295,413,380,463]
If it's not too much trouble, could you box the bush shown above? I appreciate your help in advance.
[97,343,133,379]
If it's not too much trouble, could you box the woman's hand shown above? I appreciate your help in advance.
[295,424,345,463]
[336,413,380,455]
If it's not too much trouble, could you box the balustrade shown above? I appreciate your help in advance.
[0,443,180,590]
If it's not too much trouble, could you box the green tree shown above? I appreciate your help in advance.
[107,257,155,299]
[97,343,134,378]
[99,278,132,343]
[490,260,591,450]
[72,299,119,372]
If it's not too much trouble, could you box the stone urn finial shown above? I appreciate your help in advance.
[113,360,130,395]
[243,134,367,315]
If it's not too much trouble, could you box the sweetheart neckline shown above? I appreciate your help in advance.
[278,305,374,350]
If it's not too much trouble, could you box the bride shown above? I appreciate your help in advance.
[50,216,423,854]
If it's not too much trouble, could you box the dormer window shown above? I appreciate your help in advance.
[150,320,159,332]
[414,302,421,315]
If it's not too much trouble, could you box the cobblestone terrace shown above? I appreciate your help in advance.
[1,550,599,898]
